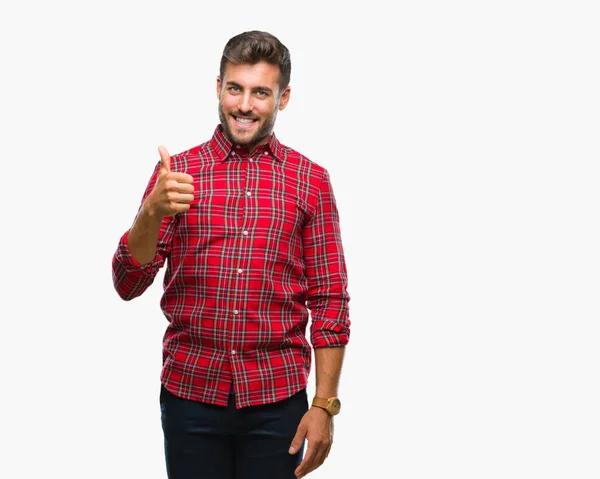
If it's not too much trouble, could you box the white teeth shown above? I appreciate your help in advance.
[236,117,254,123]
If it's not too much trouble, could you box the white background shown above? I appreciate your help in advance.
[1,1,599,478]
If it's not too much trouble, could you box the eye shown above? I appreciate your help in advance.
[256,90,268,97]
[229,85,241,93]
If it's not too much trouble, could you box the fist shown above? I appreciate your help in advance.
[146,145,195,218]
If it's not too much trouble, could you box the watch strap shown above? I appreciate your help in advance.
[311,397,329,409]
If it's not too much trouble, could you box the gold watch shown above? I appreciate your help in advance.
[311,396,341,416]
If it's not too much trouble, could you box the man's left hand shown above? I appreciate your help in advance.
[288,407,334,478]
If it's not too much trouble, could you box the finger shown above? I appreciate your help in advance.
[299,451,325,478]
[294,443,317,478]
[288,427,306,455]
[167,192,195,205]
[158,145,171,173]
[323,443,332,461]
[166,180,195,195]
[298,439,330,477]
[311,445,330,472]
[170,202,191,214]
[168,172,195,184]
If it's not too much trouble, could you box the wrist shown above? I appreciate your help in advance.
[142,197,163,221]
[310,405,331,417]
[311,396,341,416]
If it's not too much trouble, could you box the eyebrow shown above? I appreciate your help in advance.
[226,81,273,94]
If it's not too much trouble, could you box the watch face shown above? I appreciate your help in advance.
[328,398,341,415]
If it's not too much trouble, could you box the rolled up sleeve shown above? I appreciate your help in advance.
[111,161,178,301]
[303,169,351,348]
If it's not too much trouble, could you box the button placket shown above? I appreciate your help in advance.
[232,152,254,364]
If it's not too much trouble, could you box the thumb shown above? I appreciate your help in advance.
[288,426,306,455]
[158,145,171,173]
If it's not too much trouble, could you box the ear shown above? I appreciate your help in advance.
[216,76,222,99]
[278,86,291,111]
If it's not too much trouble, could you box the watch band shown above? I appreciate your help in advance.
[312,397,329,409]
[311,396,341,416]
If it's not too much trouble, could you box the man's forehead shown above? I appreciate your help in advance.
[222,62,281,82]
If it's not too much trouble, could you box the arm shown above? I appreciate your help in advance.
[111,160,178,301]
[304,168,351,349]
[126,201,165,266]
[112,147,194,301]
[290,168,351,478]
[124,146,193,266]
[314,345,345,399]
[290,348,345,479]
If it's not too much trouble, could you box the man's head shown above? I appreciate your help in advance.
[217,31,292,150]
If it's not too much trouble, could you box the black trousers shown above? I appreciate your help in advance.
[160,385,308,479]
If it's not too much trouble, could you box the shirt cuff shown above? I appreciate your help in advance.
[114,230,161,276]
[310,319,351,348]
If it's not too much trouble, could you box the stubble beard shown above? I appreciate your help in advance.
[218,100,278,149]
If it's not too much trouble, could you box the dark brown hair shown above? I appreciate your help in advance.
[220,31,291,93]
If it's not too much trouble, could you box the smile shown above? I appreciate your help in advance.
[233,115,258,128]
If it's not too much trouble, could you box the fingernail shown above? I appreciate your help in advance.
[288,446,296,454]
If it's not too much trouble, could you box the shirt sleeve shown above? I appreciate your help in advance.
[111,161,179,301]
[303,168,351,348]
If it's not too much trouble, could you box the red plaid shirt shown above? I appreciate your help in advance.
[112,125,351,408]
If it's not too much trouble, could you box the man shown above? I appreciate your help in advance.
[111,30,351,479]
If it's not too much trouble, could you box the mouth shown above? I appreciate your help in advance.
[232,115,258,129]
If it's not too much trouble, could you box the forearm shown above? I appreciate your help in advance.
[314,346,345,398]
[127,201,164,266]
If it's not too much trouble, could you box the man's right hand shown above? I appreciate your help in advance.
[145,146,195,218]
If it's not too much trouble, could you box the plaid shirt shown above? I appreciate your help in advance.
[112,125,351,408]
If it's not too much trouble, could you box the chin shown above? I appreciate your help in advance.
[229,121,261,145]
[230,132,255,146]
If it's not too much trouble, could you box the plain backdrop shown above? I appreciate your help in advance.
[1,1,599,478]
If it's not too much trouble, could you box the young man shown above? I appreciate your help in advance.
[111,30,351,479]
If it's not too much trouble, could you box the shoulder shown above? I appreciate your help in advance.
[168,138,218,172]
[277,141,328,181]
[276,141,333,213]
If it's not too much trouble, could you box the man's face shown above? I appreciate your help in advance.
[217,61,290,150]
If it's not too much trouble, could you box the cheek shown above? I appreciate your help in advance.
[220,98,233,111]
[220,95,239,110]
[256,103,275,118]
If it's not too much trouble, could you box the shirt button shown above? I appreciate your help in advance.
[249,158,253,162]
[237,268,243,274]
[234,309,239,315]
[264,152,269,156]
[231,349,236,355]
[246,191,251,197]
[243,230,249,236]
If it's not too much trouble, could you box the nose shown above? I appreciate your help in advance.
[238,92,254,114]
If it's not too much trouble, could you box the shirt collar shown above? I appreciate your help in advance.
[210,124,285,163]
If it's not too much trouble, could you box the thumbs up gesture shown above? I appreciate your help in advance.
[145,146,195,218]
[158,145,172,175]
